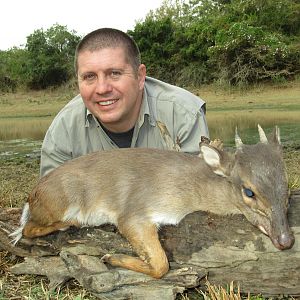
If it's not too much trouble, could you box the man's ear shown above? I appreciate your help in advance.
[137,64,146,90]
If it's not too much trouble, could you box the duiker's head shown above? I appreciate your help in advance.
[200,125,295,250]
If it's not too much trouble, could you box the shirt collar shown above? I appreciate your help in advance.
[85,107,93,127]
[137,85,156,128]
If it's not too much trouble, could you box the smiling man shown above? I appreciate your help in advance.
[77,47,144,133]
[40,28,209,177]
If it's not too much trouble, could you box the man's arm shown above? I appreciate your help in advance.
[40,129,72,177]
[175,105,209,154]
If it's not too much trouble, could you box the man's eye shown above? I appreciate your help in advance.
[83,74,96,81]
[110,70,122,78]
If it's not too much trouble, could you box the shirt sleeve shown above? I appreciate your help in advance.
[175,105,209,154]
[40,127,72,177]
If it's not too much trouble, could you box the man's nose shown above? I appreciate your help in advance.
[95,76,113,95]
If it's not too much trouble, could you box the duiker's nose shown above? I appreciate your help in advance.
[277,232,295,250]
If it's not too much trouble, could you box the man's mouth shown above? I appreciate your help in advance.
[98,99,118,106]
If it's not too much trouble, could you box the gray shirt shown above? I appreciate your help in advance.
[40,77,209,177]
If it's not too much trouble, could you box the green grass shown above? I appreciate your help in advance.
[208,103,300,111]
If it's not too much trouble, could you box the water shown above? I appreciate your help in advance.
[0,139,42,159]
[0,122,299,161]
[220,123,300,148]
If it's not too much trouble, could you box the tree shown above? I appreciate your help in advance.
[129,17,180,83]
[0,48,27,92]
[25,24,80,89]
[130,0,300,86]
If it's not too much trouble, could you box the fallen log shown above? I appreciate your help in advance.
[0,189,299,299]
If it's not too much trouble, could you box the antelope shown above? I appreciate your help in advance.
[11,125,295,278]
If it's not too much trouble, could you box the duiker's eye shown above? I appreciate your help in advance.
[243,188,255,198]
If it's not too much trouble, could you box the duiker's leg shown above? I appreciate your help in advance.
[102,222,169,278]
[23,220,72,238]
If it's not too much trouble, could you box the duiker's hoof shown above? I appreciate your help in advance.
[101,254,112,262]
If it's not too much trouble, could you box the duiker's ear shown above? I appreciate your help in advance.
[200,144,228,177]
[200,144,220,167]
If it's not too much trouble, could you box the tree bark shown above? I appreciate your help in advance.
[1,189,299,299]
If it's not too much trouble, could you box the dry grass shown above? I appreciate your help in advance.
[0,158,39,208]
[201,281,249,300]
[0,86,77,118]
[195,80,300,109]
[0,250,98,300]
[284,148,300,190]
[0,118,53,141]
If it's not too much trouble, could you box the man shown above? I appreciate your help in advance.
[40,28,209,177]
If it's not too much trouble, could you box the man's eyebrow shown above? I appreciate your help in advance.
[107,67,124,71]
[78,71,95,77]
[106,67,134,74]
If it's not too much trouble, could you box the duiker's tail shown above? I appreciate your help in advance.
[10,202,30,245]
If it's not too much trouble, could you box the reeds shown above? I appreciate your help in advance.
[0,118,52,140]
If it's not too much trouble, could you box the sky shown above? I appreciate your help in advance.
[0,0,164,50]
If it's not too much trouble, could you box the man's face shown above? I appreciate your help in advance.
[77,47,146,132]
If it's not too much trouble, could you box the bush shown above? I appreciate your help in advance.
[0,76,17,92]
[24,24,80,89]
[208,22,300,85]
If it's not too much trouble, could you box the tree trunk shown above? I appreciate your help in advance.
[1,189,299,299]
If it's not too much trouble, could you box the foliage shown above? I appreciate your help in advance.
[229,0,300,36]
[0,24,80,91]
[131,0,300,86]
[208,22,300,85]
[129,17,178,82]
[25,24,81,89]
[0,48,26,92]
